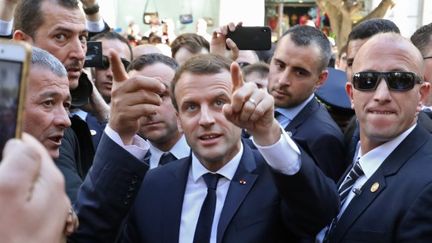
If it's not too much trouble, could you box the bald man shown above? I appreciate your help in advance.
[322,33,432,242]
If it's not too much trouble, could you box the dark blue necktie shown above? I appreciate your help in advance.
[193,173,221,243]
[158,152,176,166]
[324,160,364,242]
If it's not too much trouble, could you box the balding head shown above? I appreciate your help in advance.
[353,33,424,77]
[132,44,163,59]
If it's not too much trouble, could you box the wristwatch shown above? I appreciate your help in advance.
[83,3,100,15]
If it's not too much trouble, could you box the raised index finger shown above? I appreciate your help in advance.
[108,50,128,82]
[230,61,244,92]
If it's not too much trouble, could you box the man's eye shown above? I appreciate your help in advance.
[54,34,67,42]
[215,100,225,107]
[42,100,54,107]
[80,35,88,44]
[185,104,197,111]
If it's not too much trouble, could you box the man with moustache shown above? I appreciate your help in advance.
[11,0,110,202]
[72,53,339,242]
[24,47,71,159]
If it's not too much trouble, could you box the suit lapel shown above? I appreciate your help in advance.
[161,157,191,243]
[284,98,319,134]
[332,126,429,242]
[217,145,258,243]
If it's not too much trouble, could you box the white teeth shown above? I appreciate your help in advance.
[201,135,217,139]
[371,111,392,114]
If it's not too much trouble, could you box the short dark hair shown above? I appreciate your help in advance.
[280,25,332,72]
[14,0,80,38]
[128,53,178,72]
[91,31,133,61]
[170,33,210,59]
[242,62,269,78]
[348,18,400,43]
[171,54,231,111]
[411,23,432,56]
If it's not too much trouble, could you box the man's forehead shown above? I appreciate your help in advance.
[39,1,86,30]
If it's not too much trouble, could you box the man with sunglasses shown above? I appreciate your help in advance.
[322,32,432,242]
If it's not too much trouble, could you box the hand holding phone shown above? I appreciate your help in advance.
[0,40,31,157]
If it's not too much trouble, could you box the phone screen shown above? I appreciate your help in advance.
[0,59,24,154]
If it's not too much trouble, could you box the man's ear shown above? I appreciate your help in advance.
[316,69,329,89]
[345,82,355,109]
[13,30,33,43]
[419,82,431,109]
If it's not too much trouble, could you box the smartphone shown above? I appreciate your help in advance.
[226,26,272,50]
[0,40,31,157]
[84,41,103,68]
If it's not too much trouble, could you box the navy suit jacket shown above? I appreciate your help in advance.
[328,125,432,242]
[283,98,346,182]
[122,141,338,243]
[71,135,339,243]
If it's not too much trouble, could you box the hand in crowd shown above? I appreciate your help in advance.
[0,133,76,243]
[0,0,19,21]
[211,22,240,61]
[108,50,166,145]
[81,72,111,123]
[223,62,281,146]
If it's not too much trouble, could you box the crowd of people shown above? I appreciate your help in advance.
[1,0,432,242]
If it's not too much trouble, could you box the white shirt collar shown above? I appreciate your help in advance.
[357,124,416,179]
[149,134,190,168]
[191,143,243,182]
[275,94,315,121]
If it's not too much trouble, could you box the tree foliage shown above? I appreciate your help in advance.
[316,0,395,50]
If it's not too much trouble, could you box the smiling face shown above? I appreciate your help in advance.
[23,66,72,158]
[27,1,88,90]
[347,34,429,153]
[268,35,327,108]
[174,71,242,171]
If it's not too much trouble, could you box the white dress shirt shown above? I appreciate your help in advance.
[179,144,243,243]
[275,94,314,128]
[105,125,302,243]
[0,19,13,36]
[148,135,190,169]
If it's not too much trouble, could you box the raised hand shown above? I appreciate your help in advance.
[108,50,165,145]
[223,62,281,146]
[0,133,72,243]
[210,22,240,61]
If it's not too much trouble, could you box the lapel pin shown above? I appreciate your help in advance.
[90,129,97,136]
[239,179,247,185]
[370,182,380,193]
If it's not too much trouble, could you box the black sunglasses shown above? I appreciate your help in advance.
[352,71,423,92]
[99,55,130,71]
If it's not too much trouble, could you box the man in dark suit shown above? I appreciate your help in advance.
[267,25,345,181]
[130,54,190,167]
[322,33,432,242]
[72,54,339,242]
[10,0,112,203]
